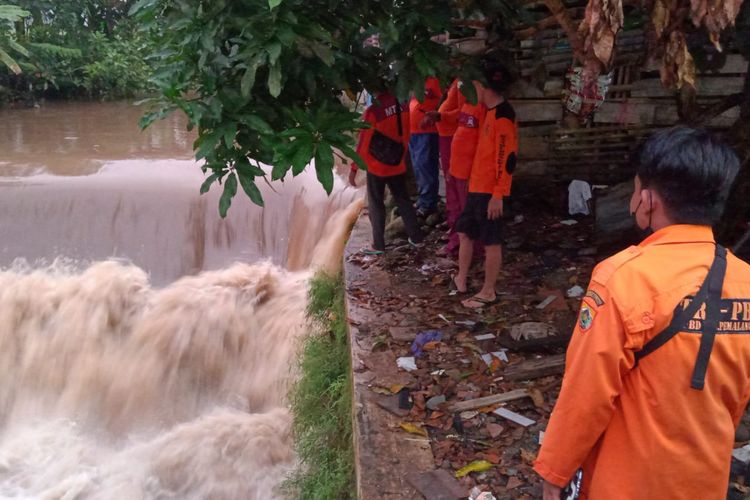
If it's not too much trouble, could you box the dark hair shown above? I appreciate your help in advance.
[481,60,515,93]
[633,126,740,225]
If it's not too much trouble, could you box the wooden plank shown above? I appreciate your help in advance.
[630,76,745,98]
[449,388,529,412]
[551,124,657,136]
[643,53,747,74]
[512,100,563,122]
[497,331,571,352]
[552,142,637,154]
[503,353,566,381]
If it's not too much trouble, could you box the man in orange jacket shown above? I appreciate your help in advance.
[534,127,748,500]
[409,77,443,216]
[453,62,518,308]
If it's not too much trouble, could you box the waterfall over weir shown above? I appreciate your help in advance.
[0,102,363,498]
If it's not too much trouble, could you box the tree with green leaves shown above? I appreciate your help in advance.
[132,0,517,216]
[0,4,29,74]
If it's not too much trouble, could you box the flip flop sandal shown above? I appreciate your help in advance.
[462,295,499,309]
[361,248,384,256]
[448,275,468,296]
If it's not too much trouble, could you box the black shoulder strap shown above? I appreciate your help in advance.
[634,245,727,390]
[690,245,727,389]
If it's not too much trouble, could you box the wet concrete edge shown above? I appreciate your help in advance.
[344,212,435,499]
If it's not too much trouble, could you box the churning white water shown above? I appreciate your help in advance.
[0,102,363,499]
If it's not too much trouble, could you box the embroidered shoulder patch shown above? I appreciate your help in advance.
[579,302,597,331]
[585,290,605,307]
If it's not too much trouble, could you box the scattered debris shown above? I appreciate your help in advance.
[407,469,467,500]
[455,460,494,478]
[481,351,509,366]
[396,356,417,372]
[426,395,447,410]
[486,423,505,438]
[493,408,536,427]
[389,326,418,342]
[535,295,557,310]
[474,333,496,341]
[345,185,598,494]
[399,422,429,438]
[375,394,410,417]
[566,285,585,298]
[733,445,750,464]
[411,330,443,358]
[450,389,529,412]
[504,353,566,381]
[469,487,498,500]
[460,410,480,420]
[509,322,557,341]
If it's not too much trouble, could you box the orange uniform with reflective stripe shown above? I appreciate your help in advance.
[436,79,462,137]
[535,224,750,500]
[449,101,485,181]
[352,93,410,177]
[409,77,442,134]
[468,100,517,198]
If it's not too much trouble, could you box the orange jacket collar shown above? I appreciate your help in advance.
[639,224,715,248]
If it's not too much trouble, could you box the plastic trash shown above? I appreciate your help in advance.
[411,330,442,358]
[567,285,585,298]
[396,356,417,372]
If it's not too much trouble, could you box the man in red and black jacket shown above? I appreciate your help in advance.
[349,90,424,254]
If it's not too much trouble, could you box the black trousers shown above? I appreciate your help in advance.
[366,173,423,251]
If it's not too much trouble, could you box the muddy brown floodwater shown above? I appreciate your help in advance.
[0,101,363,499]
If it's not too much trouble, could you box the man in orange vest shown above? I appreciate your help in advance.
[534,127,748,500]
[409,77,443,217]
[453,62,518,308]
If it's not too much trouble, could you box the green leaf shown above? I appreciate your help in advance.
[242,114,274,134]
[266,42,282,65]
[235,156,265,176]
[268,0,282,9]
[219,173,238,218]
[314,143,335,194]
[268,64,282,97]
[310,42,333,66]
[0,47,21,75]
[241,65,257,98]
[200,172,221,194]
[237,171,264,206]
[339,144,368,171]
[272,152,292,180]
[7,39,29,58]
[128,0,156,15]
[291,138,314,176]
[0,5,30,22]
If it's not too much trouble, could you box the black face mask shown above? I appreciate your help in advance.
[630,197,654,236]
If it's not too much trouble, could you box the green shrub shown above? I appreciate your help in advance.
[286,272,355,499]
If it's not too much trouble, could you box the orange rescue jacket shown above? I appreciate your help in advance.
[351,93,410,177]
[436,79,461,137]
[449,100,485,181]
[409,77,442,135]
[467,100,517,198]
[535,224,750,500]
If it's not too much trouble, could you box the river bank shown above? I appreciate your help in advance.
[344,181,598,499]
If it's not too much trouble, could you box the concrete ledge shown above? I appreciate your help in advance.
[345,213,435,499]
